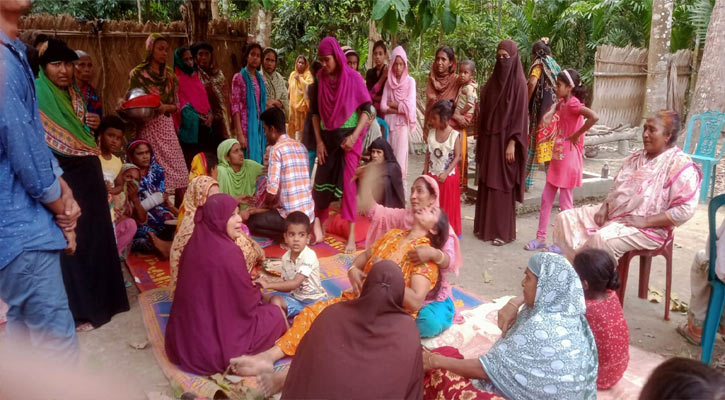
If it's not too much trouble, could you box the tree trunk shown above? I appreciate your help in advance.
[689,0,725,116]
[643,0,674,119]
[367,20,382,70]
[136,0,143,23]
[251,4,272,48]
[211,0,219,19]
[185,0,211,43]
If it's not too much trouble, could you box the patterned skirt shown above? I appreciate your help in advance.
[138,114,189,191]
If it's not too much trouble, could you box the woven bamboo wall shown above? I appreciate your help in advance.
[18,14,248,115]
[592,45,692,127]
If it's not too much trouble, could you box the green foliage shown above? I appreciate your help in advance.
[29,0,185,22]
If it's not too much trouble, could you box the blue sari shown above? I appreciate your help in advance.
[241,67,267,164]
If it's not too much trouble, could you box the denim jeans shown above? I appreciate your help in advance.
[0,250,78,361]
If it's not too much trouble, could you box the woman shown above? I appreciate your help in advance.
[364,175,462,337]
[423,252,598,400]
[231,42,267,164]
[311,37,372,253]
[424,45,459,130]
[261,48,289,121]
[288,55,314,140]
[361,137,405,208]
[169,176,264,289]
[191,41,232,141]
[474,39,529,246]
[73,50,102,121]
[127,139,177,258]
[231,206,449,375]
[128,33,189,196]
[165,194,287,376]
[261,263,423,398]
[525,39,561,191]
[173,46,213,166]
[216,138,264,203]
[380,46,416,186]
[36,38,129,331]
[553,110,701,259]
[365,40,388,117]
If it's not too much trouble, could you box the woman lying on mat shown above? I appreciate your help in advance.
[422,253,598,400]
[230,207,450,378]
[165,194,287,376]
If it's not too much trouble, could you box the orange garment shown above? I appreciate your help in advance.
[276,229,439,356]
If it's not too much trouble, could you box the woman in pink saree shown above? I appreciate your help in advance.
[553,110,702,259]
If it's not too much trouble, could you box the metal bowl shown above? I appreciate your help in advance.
[123,106,156,122]
[125,88,148,101]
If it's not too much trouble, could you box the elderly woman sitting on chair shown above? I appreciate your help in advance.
[552,110,702,260]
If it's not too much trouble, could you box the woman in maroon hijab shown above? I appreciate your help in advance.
[164,193,287,375]
[474,40,529,246]
[254,261,424,398]
[310,36,372,253]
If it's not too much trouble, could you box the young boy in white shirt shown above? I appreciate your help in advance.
[255,211,327,317]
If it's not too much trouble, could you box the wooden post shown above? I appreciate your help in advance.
[643,0,675,119]
[211,0,219,19]
[186,0,211,43]
[367,20,382,70]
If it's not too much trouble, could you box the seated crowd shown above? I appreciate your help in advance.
[2,9,720,398]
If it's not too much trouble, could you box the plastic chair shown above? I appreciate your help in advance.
[682,110,725,204]
[701,194,725,364]
[616,237,674,321]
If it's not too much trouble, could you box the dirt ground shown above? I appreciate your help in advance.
[70,150,722,399]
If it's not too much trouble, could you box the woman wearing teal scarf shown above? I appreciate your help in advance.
[216,139,264,205]
[423,252,598,399]
[173,46,213,166]
[231,43,267,164]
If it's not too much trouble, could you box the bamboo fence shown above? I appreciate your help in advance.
[592,45,692,127]
[18,14,248,115]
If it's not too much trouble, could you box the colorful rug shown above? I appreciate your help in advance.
[138,252,483,398]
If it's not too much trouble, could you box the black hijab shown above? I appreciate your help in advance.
[369,138,405,209]
[281,261,424,400]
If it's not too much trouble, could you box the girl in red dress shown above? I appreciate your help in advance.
[573,248,630,389]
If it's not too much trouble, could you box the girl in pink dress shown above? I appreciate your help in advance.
[526,68,599,251]
[573,248,630,390]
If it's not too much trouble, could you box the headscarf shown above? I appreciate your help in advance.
[382,46,416,128]
[165,194,287,375]
[369,138,405,209]
[215,138,263,198]
[478,39,528,137]
[129,33,178,105]
[480,253,598,400]
[316,37,371,130]
[36,67,98,157]
[173,47,211,138]
[173,47,195,76]
[282,261,424,399]
[425,46,459,128]
[289,58,313,114]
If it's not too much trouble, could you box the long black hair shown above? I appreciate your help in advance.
[532,39,552,58]
[557,68,589,106]
[572,248,619,296]
[428,210,450,250]
[241,42,263,70]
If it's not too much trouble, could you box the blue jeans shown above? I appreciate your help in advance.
[272,292,324,317]
[0,250,78,360]
[417,297,455,338]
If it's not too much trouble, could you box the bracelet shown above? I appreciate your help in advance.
[436,250,446,265]
[504,301,519,310]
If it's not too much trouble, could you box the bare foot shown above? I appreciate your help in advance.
[311,218,325,245]
[75,322,94,332]
[344,239,357,254]
[148,232,171,260]
[229,354,274,376]
[258,369,288,397]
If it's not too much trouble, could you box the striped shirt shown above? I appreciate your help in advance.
[267,134,314,220]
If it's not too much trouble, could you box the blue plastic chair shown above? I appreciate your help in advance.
[682,110,725,204]
[701,194,725,364]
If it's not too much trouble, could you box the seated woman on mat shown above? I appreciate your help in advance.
[169,176,264,291]
[423,252,598,400]
[258,262,424,398]
[230,206,450,376]
[216,138,265,208]
[552,110,701,260]
[361,175,463,338]
[127,139,178,259]
[165,194,287,376]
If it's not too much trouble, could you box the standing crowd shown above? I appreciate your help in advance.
[1,0,721,398]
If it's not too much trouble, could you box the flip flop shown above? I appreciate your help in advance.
[677,322,701,346]
[492,238,509,246]
[543,244,563,254]
[524,239,547,251]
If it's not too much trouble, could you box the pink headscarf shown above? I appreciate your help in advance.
[316,37,371,130]
[382,46,416,127]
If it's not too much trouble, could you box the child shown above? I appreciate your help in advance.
[424,100,461,237]
[451,60,477,189]
[255,211,326,317]
[112,164,146,257]
[573,248,629,390]
[96,115,125,188]
[640,357,725,400]
[525,68,599,251]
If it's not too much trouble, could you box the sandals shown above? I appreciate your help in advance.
[677,322,701,346]
[524,239,547,251]
[543,244,563,254]
[492,238,510,246]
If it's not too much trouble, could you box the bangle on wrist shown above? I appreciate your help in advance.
[436,250,445,265]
